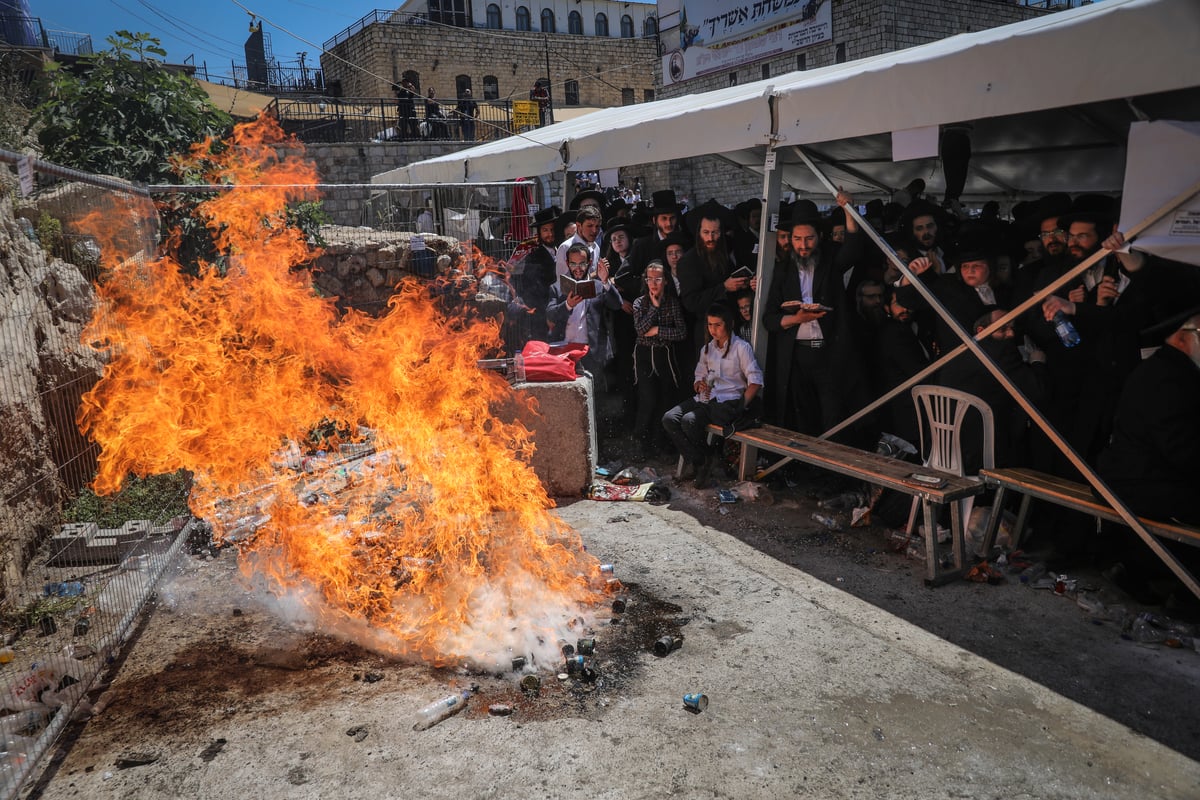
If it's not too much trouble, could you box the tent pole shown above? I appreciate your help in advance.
[737,137,784,480]
[795,145,1200,598]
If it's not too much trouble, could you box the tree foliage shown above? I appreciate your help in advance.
[30,31,232,183]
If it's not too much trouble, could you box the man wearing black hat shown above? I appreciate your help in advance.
[897,200,949,275]
[516,206,562,342]
[570,189,606,214]
[628,189,690,280]
[1033,199,1151,471]
[762,191,865,436]
[1098,309,1200,526]
[677,204,749,374]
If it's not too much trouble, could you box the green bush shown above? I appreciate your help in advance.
[64,470,192,528]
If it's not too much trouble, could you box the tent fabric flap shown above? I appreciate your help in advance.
[772,0,1200,147]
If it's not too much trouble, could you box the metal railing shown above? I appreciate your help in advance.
[271,96,520,144]
[0,14,92,56]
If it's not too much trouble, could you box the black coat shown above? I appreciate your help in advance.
[517,244,558,342]
[762,247,862,426]
[1098,343,1200,524]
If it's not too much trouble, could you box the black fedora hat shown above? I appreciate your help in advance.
[569,189,606,211]
[897,198,946,232]
[1017,192,1072,239]
[554,210,578,242]
[532,205,561,229]
[685,198,736,238]
[951,223,1000,265]
[650,189,682,216]
[1057,193,1118,233]
[781,199,824,232]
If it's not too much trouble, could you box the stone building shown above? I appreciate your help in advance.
[321,0,659,112]
[628,0,1051,207]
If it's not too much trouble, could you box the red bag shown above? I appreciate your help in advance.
[521,341,588,382]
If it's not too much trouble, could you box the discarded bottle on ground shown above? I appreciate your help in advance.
[412,690,471,731]
[810,513,842,531]
[1052,311,1081,348]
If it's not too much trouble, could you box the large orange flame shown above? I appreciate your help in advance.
[76,116,602,669]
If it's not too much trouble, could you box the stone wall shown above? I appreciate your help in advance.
[323,17,658,109]
[622,0,1047,207]
[0,185,105,598]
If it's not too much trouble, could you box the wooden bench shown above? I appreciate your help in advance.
[723,423,985,585]
[979,467,1200,554]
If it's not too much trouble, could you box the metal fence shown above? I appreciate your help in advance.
[0,150,192,799]
[270,96,520,144]
[0,14,93,56]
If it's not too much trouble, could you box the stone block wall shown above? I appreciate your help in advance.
[323,18,658,110]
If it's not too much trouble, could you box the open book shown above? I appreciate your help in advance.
[559,273,597,300]
[731,265,755,279]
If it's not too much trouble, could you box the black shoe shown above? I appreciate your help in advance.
[678,460,699,481]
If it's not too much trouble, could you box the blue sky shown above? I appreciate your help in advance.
[30,0,384,81]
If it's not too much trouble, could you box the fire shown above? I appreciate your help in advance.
[75,116,602,669]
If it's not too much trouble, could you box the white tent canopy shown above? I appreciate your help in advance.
[380,0,1200,201]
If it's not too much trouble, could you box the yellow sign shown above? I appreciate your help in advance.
[512,100,540,129]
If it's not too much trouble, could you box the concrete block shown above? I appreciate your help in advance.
[507,375,596,498]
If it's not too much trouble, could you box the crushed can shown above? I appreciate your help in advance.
[683,693,709,713]
[653,635,683,657]
[520,674,541,696]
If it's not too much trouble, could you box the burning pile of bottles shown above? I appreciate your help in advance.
[413,563,700,731]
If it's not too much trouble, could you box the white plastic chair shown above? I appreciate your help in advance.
[905,385,995,547]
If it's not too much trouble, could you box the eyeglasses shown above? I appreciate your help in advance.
[1066,232,1097,242]
[646,277,665,283]
[1039,229,1065,239]
[567,260,589,267]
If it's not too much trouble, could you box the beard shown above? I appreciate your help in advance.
[699,241,728,276]
[792,252,817,271]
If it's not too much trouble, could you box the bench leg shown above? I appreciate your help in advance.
[921,498,938,584]
[949,499,965,570]
[1011,494,1033,551]
[979,485,1009,556]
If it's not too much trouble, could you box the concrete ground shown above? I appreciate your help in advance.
[24,495,1200,800]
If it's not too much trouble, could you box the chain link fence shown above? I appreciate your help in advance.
[0,149,195,799]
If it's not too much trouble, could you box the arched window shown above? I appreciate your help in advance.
[540,8,555,33]
[643,16,658,38]
[403,69,421,94]
[620,14,634,38]
[621,87,635,105]
[595,13,608,37]
[515,6,531,30]
[482,75,499,100]
[486,3,501,29]
[568,11,583,35]
[564,79,579,105]
[455,74,472,98]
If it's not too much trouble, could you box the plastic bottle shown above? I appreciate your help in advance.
[810,512,842,531]
[1052,311,1081,348]
[412,690,471,731]
[1018,561,1047,584]
[0,709,48,737]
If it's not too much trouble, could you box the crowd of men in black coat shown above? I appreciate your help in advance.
[447,184,1200,567]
